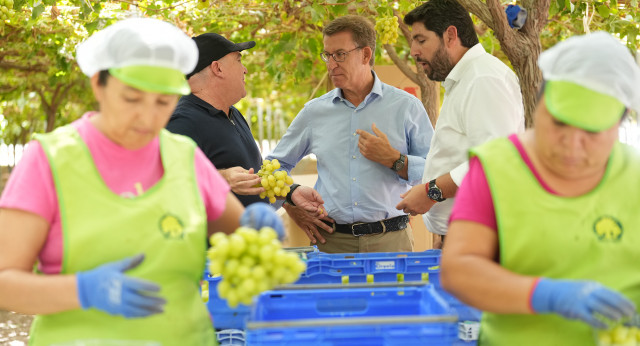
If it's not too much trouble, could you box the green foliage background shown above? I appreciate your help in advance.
[0,0,638,145]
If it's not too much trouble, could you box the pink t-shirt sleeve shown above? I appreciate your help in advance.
[0,141,58,224]
[449,156,497,231]
[193,147,231,221]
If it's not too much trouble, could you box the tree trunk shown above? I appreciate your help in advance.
[418,75,440,127]
[458,0,550,128]
[504,35,542,128]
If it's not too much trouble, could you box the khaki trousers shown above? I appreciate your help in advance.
[315,224,414,253]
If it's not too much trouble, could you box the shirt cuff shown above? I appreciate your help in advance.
[450,160,470,186]
[406,154,426,185]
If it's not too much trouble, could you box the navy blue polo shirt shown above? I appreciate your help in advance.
[167,94,265,206]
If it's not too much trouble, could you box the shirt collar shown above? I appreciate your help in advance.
[331,70,383,105]
[442,43,485,91]
[184,93,226,117]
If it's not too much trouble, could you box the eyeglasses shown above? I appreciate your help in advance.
[320,47,362,63]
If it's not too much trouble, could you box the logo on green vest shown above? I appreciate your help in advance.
[593,216,623,241]
[159,214,184,239]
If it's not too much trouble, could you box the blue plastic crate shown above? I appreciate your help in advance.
[205,275,251,330]
[245,284,458,345]
[297,250,441,285]
[434,287,482,322]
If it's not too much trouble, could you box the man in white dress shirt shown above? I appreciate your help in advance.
[396,0,525,247]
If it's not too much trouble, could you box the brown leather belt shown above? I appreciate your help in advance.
[322,215,409,237]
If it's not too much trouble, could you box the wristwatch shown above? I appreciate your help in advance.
[285,184,301,206]
[391,154,407,172]
[427,179,446,202]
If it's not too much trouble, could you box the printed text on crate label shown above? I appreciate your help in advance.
[375,261,396,270]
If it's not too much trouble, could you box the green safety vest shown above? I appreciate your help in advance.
[29,125,216,346]
[472,138,640,346]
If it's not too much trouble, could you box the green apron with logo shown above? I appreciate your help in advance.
[29,125,216,346]
[471,138,640,346]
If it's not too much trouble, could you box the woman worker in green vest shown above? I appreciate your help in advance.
[0,18,290,345]
[440,32,640,345]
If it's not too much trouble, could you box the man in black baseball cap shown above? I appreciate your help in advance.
[167,33,266,207]
[186,33,256,79]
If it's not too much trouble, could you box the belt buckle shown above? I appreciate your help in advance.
[351,221,386,236]
[351,222,369,236]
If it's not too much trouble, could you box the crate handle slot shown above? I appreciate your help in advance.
[316,298,367,314]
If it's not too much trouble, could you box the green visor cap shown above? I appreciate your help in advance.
[109,65,191,95]
[544,80,626,132]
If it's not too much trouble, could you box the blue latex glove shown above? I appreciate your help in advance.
[76,254,166,318]
[240,202,285,240]
[531,278,636,328]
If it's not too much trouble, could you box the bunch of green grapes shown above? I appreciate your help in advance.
[206,227,307,308]
[375,16,399,45]
[0,0,15,23]
[596,325,640,346]
[256,159,294,204]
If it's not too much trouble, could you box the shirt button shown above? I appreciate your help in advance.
[354,202,358,206]
[352,178,356,181]
[353,132,357,136]
[352,155,356,159]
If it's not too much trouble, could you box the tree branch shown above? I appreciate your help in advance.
[486,0,513,42]
[458,0,495,30]
[0,85,18,94]
[309,72,328,100]
[0,62,48,72]
[383,43,419,85]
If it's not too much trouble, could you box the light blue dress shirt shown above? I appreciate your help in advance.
[267,71,434,224]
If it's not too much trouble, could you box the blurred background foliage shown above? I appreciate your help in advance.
[0,0,638,146]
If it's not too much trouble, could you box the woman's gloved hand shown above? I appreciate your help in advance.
[531,278,636,328]
[76,254,166,318]
[240,202,285,240]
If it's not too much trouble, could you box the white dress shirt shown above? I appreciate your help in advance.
[423,43,525,235]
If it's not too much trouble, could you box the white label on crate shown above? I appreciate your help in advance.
[458,321,480,341]
[374,261,396,270]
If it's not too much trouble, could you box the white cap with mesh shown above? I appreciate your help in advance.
[538,31,640,132]
[76,17,198,95]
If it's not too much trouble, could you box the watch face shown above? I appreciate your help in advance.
[392,154,405,171]
[428,188,442,201]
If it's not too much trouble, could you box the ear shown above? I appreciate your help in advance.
[208,61,224,78]
[362,46,373,66]
[89,73,104,103]
[443,25,459,48]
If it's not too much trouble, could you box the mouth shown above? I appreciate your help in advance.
[134,128,153,135]
[417,61,430,70]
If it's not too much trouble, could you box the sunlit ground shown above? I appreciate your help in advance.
[0,310,31,345]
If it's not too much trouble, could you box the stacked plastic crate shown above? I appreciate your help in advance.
[205,248,481,345]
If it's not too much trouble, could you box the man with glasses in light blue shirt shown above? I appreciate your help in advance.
[269,15,434,253]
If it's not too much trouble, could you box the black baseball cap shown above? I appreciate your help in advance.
[186,33,256,79]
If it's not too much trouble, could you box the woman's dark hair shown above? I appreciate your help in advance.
[404,0,479,48]
[536,80,547,102]
[98,70,110,86]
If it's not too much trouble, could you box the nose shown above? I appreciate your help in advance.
[242,63,248,74]
[326,57,338,70]
[138,100,159,127]
[561,126,586,150]
[409,41,420,59]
